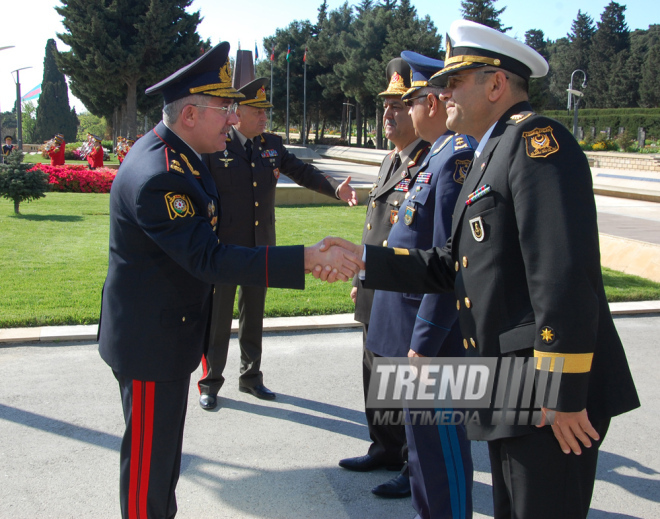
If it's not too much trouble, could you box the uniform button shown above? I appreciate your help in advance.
[465,297,471,308]
[454,261,459,271]
[213,288,216,294]
[463,339,468,349]
[251,162,255,167]
[412,195,416,200]
[182,316,186,322]
[470,338,476,348]
[372,201,376,208]
[456,300,460,310]
[393,215,398,223]
[255,202,259,207]
[463,256,468,268]
[253,182,257,187]
[405,193,410,199]
[255,220,259,226]
[382,240,388,247]
[394,200,399,206]
[367,223,372,230]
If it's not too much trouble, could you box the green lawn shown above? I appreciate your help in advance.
[0,193,658,328]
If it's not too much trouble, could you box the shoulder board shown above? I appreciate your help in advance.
[165,148,184,175]
[408,144,430,167]
[432,135,454,156]
[453,134,473,152]
[509,111,535,125]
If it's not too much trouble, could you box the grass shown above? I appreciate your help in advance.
[0,193,658,328]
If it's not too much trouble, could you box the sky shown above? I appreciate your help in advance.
[0,0,655,118]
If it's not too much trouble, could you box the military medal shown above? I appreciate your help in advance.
[466,184,491,205]
[219,150,233,168]
[469,216,485,242]
[273,168,280,179]
[404,205,416,225]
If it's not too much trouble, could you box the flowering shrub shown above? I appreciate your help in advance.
[28,164,116,193]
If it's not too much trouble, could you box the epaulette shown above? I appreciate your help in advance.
[165,147,199,176]
[408,144,430,167]
[432,135,453,156]
[509,111,535,125]
[453,134,473,152]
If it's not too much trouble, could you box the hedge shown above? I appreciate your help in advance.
[541,108,660,139]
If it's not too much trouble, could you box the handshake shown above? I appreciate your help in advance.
[303,237,364,283]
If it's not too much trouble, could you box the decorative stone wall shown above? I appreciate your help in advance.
[586,152,660,171]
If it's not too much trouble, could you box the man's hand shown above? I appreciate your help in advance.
[318,236,364,257]
[537,408,600,455]
[407,349,425,358]
[304,238,364,283]
[350,286,357,304]
[337,176,358,207]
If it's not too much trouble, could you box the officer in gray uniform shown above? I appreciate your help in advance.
[198,76,357,409]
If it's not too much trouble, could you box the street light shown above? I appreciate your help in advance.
[11,66,32,151]
[0,46,15,151]
[343,102,354,146]
[567,69,587,139]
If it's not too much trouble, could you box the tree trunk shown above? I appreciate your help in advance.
[125,78,138,140]
[340,100,347,141]
[315,105,320,143]
[14,199,20,214]
[376,104,383,149]
[320,118,326,141]
[356,102,363,147]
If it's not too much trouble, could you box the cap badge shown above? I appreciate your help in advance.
[523,126,560,159]
[469,216,485,242]
[389,71,405,89]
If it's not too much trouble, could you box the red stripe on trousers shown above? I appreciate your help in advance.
[198,355,209,393]
[128,381,155,519]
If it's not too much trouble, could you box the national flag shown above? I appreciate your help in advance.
[270,44,275,61]
[303,47,308,63]
[286,44,291,62]
[22,84,41,101]
[255,42,259,61]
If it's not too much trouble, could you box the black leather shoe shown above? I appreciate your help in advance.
[371,473,411,498]
[338,454,403,472]
[239,383,276,400]
[199,394,217,410]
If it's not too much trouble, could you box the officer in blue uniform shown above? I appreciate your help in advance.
[365,51,476,517]
[343,20,640,519]
[98,42,361,519]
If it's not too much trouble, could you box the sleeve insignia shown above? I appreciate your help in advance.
[169,159,185,174]
[510,112,534,124]
[165,193,196,220]
[394,178,411,192]
[453,159,471,184]
[540,326,555,344]
[179,153,200,176]
[523,126,560,159]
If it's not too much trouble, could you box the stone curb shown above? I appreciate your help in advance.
[1,302,659,344]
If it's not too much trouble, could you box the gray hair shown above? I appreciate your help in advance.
[162,94,210,124]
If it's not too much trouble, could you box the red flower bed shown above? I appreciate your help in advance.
[29,164,116,193]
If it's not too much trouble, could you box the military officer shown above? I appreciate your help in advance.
[98,42,362,519]
[339,57,430,499]
[198,75,357,409]
[326,20,640,519]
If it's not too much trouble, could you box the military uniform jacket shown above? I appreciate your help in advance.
[363,102,639,440]
[98,122,304,382]
[366,132,476,357]
[354,139,430,324]
[205,128,340,247]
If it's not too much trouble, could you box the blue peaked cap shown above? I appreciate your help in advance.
[400,51,445,100]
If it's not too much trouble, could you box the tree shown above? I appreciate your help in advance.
[56,0,205,139]
[460,0,511,32]
[586,1,629,108]
[524,30,551,111]
[639,39,660,107]
[34,39,79,144]
[21,102,38,144]
[0,150,50,214]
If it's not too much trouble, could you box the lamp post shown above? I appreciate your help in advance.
[0,46,15,147]
[343,102,354,145]
[12,66,33,151]
[567,69,586,139]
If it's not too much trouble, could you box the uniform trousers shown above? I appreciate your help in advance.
[488,418,610,519]
[114,371,190,519]
[199,284,268,395]
[362,325,407,468]
[406,408,473,519]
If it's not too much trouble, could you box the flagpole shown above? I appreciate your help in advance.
[303,48,307,146]
[269,44,274,131]
[286,46,290,145]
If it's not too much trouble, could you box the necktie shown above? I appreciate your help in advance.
[245,138,253,158]
[386,153,401,182]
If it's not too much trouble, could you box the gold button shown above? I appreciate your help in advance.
[456,300,460,310]
[382,240,388,247]
[372,201,376,208]
[463,339,468,349]
[412,195,416,200]
[463,256,468,268]
[367,223,372,230]
[255,202,259,207]
[465,297,471,309]
[393,215,398,223]
[253,182,257,187]
[255,220,259,226]
[182,316,186,322]
[394,200,399,206]
[470,338,476,348]
[405,193,410,199]
[251,162,255,167]
[454,261,459,271]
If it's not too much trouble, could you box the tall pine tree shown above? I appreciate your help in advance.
[56,0,205,139]
[460,0,511,32]
[524,30,550,111]
[34,39,79,144]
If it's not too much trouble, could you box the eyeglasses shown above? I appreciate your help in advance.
[436,70,509,90]
[191,103,238,115]
[403,94,430,107]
